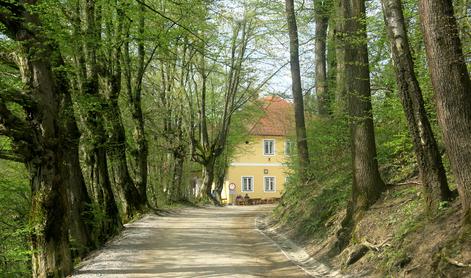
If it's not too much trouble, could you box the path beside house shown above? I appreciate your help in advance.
[71,205,320,277]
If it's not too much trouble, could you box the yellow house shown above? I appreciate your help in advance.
[223,96,293,204]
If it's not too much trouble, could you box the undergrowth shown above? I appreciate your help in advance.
[275,116,352,240]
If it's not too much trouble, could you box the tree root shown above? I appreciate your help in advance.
[444,256,471,268]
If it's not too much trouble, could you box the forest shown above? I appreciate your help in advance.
[0,0,470,277]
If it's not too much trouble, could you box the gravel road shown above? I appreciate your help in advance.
[71,205,310,277]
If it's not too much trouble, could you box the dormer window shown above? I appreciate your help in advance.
[263,139,275,155]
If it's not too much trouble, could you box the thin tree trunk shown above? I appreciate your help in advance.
[314,1,330,116]
[381,0,453,215]
[419,0,471,225]
[334,0,346,112]
[285,0,311,181]
[170,151,185,202]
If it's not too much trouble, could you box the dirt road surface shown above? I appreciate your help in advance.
[72,205,311,277]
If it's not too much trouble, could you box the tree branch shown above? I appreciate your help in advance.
[134,0,205,43]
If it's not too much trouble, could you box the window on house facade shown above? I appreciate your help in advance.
[285,140,294,155]
[263,139,275,155]
[242,176,254,192]
[264,176,276,192]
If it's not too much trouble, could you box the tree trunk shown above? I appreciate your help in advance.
[381,0,453,215]
[343,0,386,213]
[19,32,72,278]
[418,0,471,225]
[170,151,185,202]
[102,4,144,220]
[285,0,311,181]
[125,0,149,205]
[202,158,219,205]
[333,0,386,253]
[314,1,331,116]
[88,146,122,242]
[105,81,144,220]
[58,78,95,257]
[334,0,346,112]
[79,0,122,239]
[214,168,226,204]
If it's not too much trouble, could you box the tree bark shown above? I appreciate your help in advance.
[202,157,219,205]
[333,0,346,113]
[79,0,122,239]
[285,0,311,181]
[125,1,149,205]
[333,0,386,253]
[418,0,471,225]
[381,0,453,215]
[58,71,95,257]
[14,20,72,278]
[314,0,331,116]
[170,150,185,202]
[339,0,386,212]
[104,38,144,219]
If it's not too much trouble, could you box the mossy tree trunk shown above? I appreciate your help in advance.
[75,0,123,240]
[102,5,144,220]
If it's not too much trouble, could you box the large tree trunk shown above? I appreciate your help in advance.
[418,0,471,225]
[105,76,144,220]
[314,1,331,116]
[28,152,71,278]
[285,0,311,181]
[58,75,95,257]
[343,0,386,212]
[333,0,386,253]
[381,0,453,215]
[20,32,72,278]
[87,145,122,241]
[202,157,219,205]
[79,0,122,240]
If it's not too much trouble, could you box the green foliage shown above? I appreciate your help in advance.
[0,160,30,277]
[373,93,417,183]
[275,115,351,239]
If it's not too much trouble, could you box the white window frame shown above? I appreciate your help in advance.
[263,139,275,156]
[264,176,276,192]
[241,176,254,192]
[284,140,294,155]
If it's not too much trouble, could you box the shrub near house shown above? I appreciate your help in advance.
[223,96,294,204]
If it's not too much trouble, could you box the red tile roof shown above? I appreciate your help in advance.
[249,96,293,136]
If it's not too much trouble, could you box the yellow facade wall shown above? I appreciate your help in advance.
[223,135,292,202]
